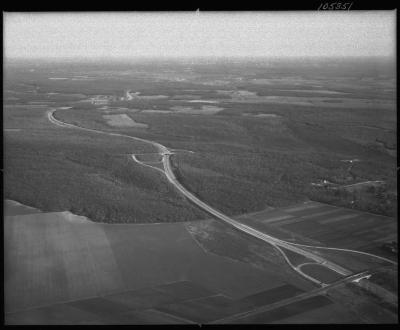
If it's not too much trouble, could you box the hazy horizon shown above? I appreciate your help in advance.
[4,12,396,60]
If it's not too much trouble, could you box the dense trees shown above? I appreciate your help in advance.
[5,59,396,222]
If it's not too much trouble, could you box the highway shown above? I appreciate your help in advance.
[47,108,396,286]
[161,153,351,278]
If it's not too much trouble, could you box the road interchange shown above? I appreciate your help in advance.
[47,108,396,287]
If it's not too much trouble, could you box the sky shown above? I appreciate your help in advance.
[4,11,396,59]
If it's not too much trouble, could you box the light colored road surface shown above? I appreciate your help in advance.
[210,268,378,324]
[341,180,384,188]
[126,90,133,100]
[47,108,397,286]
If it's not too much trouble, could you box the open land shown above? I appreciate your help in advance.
[5,200,397,324]
[4,57,397,324]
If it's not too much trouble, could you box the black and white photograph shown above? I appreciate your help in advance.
[3,8,397,325]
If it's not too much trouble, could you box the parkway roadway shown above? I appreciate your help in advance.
[47,108,397,287]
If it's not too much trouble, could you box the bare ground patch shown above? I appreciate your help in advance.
[170,105,224,115]
[102,114,148,128]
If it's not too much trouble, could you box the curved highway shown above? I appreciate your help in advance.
[47,108,397,285]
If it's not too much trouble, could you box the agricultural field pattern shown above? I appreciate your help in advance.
[4,57,397,324]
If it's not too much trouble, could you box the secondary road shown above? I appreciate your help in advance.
[341,180,384,189]
[210,266,389,324]
[161,153,352,277]
[47,108,396,286]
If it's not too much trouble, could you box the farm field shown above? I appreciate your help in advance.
[102,114,148,128]
[235,293,374,324]
[3,200,309,324]
[234,201,397,263]
[6,199,397,324]
[3,57,397,324]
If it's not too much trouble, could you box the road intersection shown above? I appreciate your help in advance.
[48,108,396,287]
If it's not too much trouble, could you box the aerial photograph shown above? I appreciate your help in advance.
[3,11,397,324]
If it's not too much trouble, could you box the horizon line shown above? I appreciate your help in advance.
[5,54,395,61]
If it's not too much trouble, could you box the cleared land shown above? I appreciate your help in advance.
[103,114,148,128]
[6,200,329,324]
[6,200,392,324]
[299,264,344,284]
[3,58,397,324]
[169,105,224,115]
[233,201,397,264]
[233,295,334,323]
